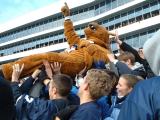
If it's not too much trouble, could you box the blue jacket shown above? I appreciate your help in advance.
[97,96,110,119]
[105,96,126,120]
[11,81,79,120]
[118,76,160,120]
[16,95,69,120]
[69,101,102,120]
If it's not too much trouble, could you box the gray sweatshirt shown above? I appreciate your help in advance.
[143,29,160,76]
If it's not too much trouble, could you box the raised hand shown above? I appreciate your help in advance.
[114,30,122,45]
[61,2,70,17]
[12,64,24,82]
[31,69,41,79]
[51,62,62,75]
[43,60,53,79]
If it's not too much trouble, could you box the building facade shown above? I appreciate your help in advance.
[0,0,160,64]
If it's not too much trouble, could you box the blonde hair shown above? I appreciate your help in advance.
[85,69,115,100]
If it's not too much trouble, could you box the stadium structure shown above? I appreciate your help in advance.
[0,0,160,64]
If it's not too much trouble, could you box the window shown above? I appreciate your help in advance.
[135,7,142,17]
[136,15,143,22]
[143,4,150,14]
[100,2,105,7]
[122,20,128,27]
[115,15,121,24]
[115,23,121,29]
[129,18,135,24]
[64,38,67,42]
[79,9,83,13]
[151,10,159,17]
[111,0,117,9]
[89,6,94,10]
[109,25,114,30]
[58,15,62,19]
[59,38,63,43]
[95,4,99,10]
[84,8,88,12]
[49,41,54,45]
[49,18,53,22]
[109,17,114,22]
[143,13,151,19]
[43,20,48,24]
[106,0,111,11]
[132,34,139,48]
[103,19,108,24]
[54,40,59,44]
[126,36,132,46]
[72,11,78,15]
[128,10,135,19]
[44,42,49,46]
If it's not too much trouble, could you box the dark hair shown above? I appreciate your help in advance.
[51,74,73,97]
[118,52,135,65]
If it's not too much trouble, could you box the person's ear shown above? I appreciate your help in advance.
[83,82,89,91]
[128,87,133,93]
[126,59,131,65]
[52,87,57,95]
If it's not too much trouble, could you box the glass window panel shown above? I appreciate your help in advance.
[139,32,147,46]
[111,0,117,9]
[106,0,111,11]
[143,4,150,14]
[132,34,139,48]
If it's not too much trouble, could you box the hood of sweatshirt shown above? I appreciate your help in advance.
[143,29,160,76]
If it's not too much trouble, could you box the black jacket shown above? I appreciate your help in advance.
[120,42,155,78]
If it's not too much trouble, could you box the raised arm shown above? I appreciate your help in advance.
[61,3,81,47]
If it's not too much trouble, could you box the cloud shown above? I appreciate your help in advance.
[0,0,93,25]
[0,0,55,24]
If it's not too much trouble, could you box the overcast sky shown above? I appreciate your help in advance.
[0,0,93,25]
[0,0,59,24]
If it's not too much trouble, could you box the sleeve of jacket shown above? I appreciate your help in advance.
[20,76,35,94]
[115,61,132,75]
[118,100,149,120]
[10,82,22,103]
[118,77,160,120]
[64,20,81,47]
[16,95,59,120]
[120,42,142,63]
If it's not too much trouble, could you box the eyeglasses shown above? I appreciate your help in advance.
[75,75,84,87]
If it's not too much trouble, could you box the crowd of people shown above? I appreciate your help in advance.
[0,28,160,120]
[1,2,160,118]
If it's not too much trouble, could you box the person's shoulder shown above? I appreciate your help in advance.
[135,76,160,89]
[70,103,101,120]
[67,92,80,105]
[127,76,160,102]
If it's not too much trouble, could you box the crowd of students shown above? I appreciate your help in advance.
[0,28,160,120]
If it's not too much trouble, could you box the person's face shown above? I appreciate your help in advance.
[49,80,57,99]
[116,77,132,97]
[138,48,145,59]
[76,76,88,97]
[55,117,60,120]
